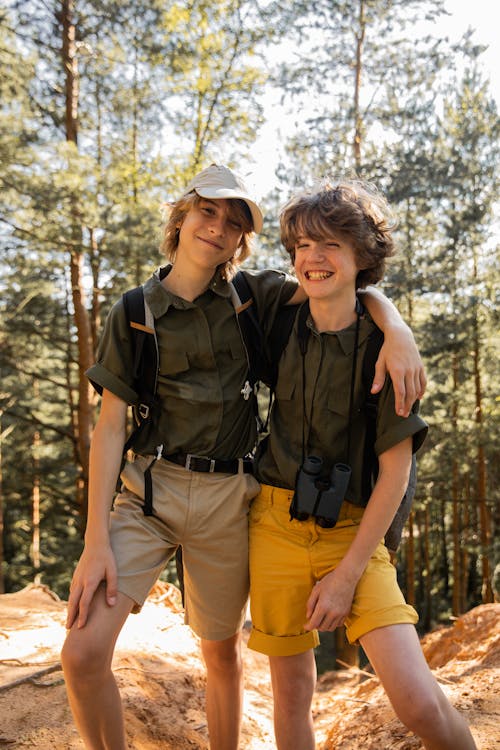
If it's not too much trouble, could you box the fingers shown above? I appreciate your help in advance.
[305,605,345,632]
[306,585,320,621]
[65,583,82,630]
[417,367,427,400]
[305,587,347,632]
[76,584,96,629]
[396,367,427,417]
[105,565,118,608]
[370,358,387,395]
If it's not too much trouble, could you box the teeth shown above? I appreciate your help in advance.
[306,271,332,280]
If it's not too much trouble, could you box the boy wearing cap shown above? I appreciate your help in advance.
[248,180,477,749]
[61,165,426,750]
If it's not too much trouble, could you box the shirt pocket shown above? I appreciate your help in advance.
[275,378,296,402]
[159,350,190,377]
[229,338,247,362]
[326,388,363,418]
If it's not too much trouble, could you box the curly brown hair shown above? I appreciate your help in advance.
[160,192,254,281]
[280,179,397,288]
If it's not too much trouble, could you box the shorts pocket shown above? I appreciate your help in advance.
[249,498,270,526]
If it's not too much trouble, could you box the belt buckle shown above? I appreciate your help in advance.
[185,454,216,472]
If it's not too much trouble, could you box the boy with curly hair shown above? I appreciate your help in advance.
[248,180,477,749]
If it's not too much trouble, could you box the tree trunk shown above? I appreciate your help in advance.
[61,0,93,521]
[461,475,471,610]
[472,302,493,603]
[451,352,461,616]
[353,0,366,170]
[0,401,16,593]
[32,429,41,576]
[423,505,431,630]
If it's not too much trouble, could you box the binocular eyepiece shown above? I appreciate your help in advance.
[290,456,351,528]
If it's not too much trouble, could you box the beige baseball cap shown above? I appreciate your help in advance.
[184,164,263,233]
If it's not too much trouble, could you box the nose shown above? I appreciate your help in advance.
[308,241,325,260]
[208,213,226,236]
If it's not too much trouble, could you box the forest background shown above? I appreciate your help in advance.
[1,0,498,652]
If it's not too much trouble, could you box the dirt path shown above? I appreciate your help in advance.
[0,583,498,749]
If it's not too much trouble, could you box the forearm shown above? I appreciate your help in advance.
[337,439,412,581]
[358,286,410,334]
[85,396,127,544]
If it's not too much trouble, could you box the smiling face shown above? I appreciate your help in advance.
[280,180,396,292]
[176,197,246,273]
[293,232,360,305]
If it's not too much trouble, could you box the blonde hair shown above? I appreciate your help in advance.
[160,193,254,280]
[280,179,396,287]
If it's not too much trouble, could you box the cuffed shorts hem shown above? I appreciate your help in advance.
[346,604,419,644]
[248,627,320,656]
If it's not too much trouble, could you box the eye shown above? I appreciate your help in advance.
[229,220,242,230]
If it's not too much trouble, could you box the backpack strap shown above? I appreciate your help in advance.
[121,285,161,517]
[360,325,385,500]
[230,271,264,390]
[122,286,159,436]
[360,319,417,552]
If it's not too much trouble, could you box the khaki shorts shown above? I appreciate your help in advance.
[248,484,418,656]
[110,454,260,640]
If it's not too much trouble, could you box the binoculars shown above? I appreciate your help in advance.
[291,455,352,528]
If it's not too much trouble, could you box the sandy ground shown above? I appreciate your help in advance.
[0,582,498,749]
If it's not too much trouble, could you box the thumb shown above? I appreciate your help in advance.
[371,358,387,394]
[306,584,319,620]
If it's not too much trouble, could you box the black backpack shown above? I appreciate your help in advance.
[119,274,416,551]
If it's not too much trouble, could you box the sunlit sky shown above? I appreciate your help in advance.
[241,0,498,197]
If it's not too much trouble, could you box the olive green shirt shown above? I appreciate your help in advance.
[86,267,297,459]
[256,309,428,503]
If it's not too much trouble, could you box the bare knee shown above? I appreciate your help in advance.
[275,674,314,717]
[201,634,242,676]
[61,628,112,683]
[396,689,449,736]
[270,652,316,717]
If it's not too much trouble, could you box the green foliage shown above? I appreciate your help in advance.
[0,0,498,630]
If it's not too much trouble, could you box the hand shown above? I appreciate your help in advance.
[371,325,427,417]
[65,543,117,630]
[304,569,357,632]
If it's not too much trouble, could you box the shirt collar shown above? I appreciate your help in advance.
[307,313,374,356]
[143,265,232,318]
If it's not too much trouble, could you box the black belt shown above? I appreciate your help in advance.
[163,451,254,475]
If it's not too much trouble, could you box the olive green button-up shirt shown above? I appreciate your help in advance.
[256,310,428,503]
[86,267,297,459]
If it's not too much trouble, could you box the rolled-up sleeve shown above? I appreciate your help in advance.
[86,299,139,405]
[374,381,428,457]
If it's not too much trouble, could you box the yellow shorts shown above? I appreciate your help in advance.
[248,484,418,656]
[110,454,260,641]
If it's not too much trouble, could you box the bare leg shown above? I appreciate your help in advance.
[360,624,477,750]
[268,651,317,750]
[61,585,134,750]
[200,633,244,750]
